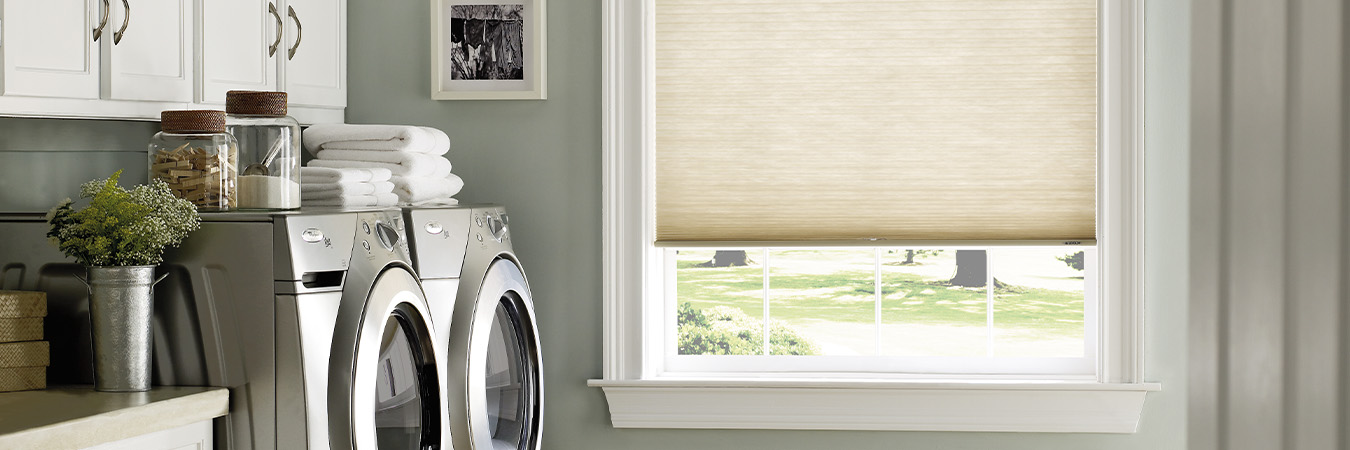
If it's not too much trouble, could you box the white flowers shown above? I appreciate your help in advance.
[47,172,201,267]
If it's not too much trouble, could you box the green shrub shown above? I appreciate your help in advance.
[678,303,819,356]
[1057,251,1085,271]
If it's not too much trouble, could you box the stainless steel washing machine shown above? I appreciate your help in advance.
[0,209,448,450]
[403,205,542,450]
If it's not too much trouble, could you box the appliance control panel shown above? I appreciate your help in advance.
[402,207,472,279]
[471,207,509,245]
[275,213,359,281]
[355,211,411,261]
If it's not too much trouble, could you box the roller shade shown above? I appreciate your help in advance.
[654,0,1098,244]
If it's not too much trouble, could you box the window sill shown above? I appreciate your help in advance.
[587,378,1161,433]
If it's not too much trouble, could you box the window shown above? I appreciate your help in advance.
[591,0,1157,433]
[668,246,1098,377]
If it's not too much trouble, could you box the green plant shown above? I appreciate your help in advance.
[1057,251,1085,271]
[46,171,200,267]
[678,303,819,356]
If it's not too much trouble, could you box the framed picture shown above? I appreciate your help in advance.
[431,0,547,100]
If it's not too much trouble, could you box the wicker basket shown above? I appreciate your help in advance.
[0,318,43,344]
[0,291,45,319]
[0,367,45,391]
[0,291,48,392]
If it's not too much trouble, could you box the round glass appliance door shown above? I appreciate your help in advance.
[374,311,434,449]
[483,294,537,450]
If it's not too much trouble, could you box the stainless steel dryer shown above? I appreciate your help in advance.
[0,209,448,450]
[403,205,542,450]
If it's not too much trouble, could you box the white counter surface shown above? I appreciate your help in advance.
[0,385,228,449]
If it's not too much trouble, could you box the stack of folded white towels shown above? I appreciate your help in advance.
[299,167,398,207]
[302,124,463,207]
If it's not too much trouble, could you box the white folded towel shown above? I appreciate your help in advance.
[407,198,461,207]
[299,166,393,183]
[374,192,398,207]
[303,181,375,197]
[303,192,399,207]
[310,152,451,178]
[317,127,452,156]
[308,159,421,178]
[303,124,450,156]
[301,181,395,200]
[429,157,452,178]
[315,149,449,168]
[392,174,464,204]
[429,128,451,153]
[304,195,379,207]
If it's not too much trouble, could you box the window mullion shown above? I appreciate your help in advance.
[762,249,770,356]
[986,251,995,357]
[874,248,882,356]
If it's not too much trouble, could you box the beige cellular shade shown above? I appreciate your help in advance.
[654,0,1098,243]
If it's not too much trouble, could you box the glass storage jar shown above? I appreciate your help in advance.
[226,90,301,210]
[149,110,237,211]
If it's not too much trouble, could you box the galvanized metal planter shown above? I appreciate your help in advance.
[79,266,166,392]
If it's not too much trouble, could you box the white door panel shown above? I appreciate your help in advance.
[282,0,344,108]
[103,0,193,102]
[198,0,278,104]
[0,0,101,99]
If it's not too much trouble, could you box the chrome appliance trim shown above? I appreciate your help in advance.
[448,258,543,450]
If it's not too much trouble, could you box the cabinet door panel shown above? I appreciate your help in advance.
[282,0,344,108]
[199,0,278,104]
[0,0,100,99]
[103,0,193,102]
[82,420,212,450]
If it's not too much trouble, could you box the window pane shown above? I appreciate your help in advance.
[879,249,987,357]
[670,246,1095,367]
[767,249,873,356]
[675,249,765,355]
[989,247,1088,357]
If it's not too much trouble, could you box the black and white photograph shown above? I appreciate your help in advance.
[433,0,547,100]
[451,5,525,80]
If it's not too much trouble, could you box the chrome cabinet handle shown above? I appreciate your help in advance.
[112,0,129,45]
[286,5,301,60]
[267,2,282,57]
[92,0,110,41]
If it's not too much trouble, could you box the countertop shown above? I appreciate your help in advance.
[0,385,228,449]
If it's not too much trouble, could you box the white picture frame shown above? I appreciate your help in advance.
[431,0,547,100]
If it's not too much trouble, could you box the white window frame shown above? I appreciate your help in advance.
[589,0,1159,433]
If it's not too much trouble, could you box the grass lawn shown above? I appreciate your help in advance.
[674,249,1086,355]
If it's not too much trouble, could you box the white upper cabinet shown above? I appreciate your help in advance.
[0,0,342,122]
[0,0,101,99]
[197,0,279,104]
[281,0,344,108]
[101,0,194,102]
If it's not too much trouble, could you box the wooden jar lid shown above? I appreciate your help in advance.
[226,90,288,116]
[161,110,226,133]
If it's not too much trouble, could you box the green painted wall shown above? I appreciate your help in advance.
[0,118,157,211]
[0,118,155,151]
[348,1,1190,449]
